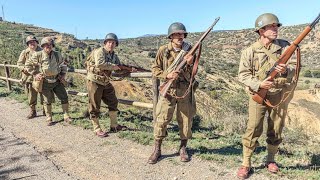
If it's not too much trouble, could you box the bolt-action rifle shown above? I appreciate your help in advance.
[159,17,220,97]
[252,13,320,104]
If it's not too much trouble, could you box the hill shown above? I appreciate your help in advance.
[1,20,320,134]
[0,20,319,179]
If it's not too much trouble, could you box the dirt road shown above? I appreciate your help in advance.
[0,98,280,180]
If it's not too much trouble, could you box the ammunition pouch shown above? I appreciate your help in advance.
[87,72,110,85]
[32,78,44,93]
[273,77,288,88]
[256,61,272,81]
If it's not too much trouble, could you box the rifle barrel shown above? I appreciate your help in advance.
[310,13,320,28]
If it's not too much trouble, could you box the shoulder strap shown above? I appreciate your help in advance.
[260,46,279,63]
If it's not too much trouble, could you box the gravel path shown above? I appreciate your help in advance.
[0,98,278,180]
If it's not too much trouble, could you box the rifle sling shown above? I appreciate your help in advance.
[171,43,202,99]
[264,47,301,108]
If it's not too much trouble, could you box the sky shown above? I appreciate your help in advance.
[1,0,319,39]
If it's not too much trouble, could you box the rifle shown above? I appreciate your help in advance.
[252,13,320,104]
[117,64,150,72]
[159,17,220,97]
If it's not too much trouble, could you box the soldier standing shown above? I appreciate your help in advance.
[237,13,298,179]
[86,33,129,138]
[17,36,44,118]
[26,37,73,126]
[148,22,196,164]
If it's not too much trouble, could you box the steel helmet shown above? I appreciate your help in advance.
[167,22,188,38]
[104,33,119,46]
[26,35,39,45]
[255,13,282,32]
[40,37,55,48]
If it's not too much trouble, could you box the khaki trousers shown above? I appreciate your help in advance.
[154,82,196,140]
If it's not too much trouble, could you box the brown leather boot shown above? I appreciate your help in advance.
[96,130,108,138]
[27,109,37,119]
[237,166,252,179]
[179,140,190,162]
[110,125,128,133]
[266,162,279,173]
[148,139,162,164]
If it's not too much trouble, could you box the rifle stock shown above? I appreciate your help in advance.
[118,64,150,72]
[159,17,220,97]
[253,13,320,104]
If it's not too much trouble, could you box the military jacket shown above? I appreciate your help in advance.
[238,39,297,94]
[152,42,193,84]
[26,50,66,78]
[86,47,120,86]
[17,46,42,83]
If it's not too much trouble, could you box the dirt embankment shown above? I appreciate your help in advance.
[287,90,320,136]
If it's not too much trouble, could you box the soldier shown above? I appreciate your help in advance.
[26,37,73,126]
[237,13,298,179]
[86,33,129,138]
[17,35,44,118]
[148,22,196,164]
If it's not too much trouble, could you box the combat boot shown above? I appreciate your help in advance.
[27,107,37,119]
[62,103,73,124]
[148,139,162,164]
[179,140,190,162]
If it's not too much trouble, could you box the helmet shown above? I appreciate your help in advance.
[104,33,119,46]
[40,37,55,48]
[167,22,187,38]
[26,35,39,45]
[255,13,282,32]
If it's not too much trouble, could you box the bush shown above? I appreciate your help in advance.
[148,51,156,58]
[305,80,310,84]
[303,70,312,77]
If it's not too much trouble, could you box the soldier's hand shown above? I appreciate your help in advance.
[275,63,287,74]
[185,54,193,65]
[112,65,121,71]
[35,73,43,81]
[259,76,273,90]
[166,70,179,80]
[22,68,29,75]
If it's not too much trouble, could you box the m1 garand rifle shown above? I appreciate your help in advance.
[159,17,220,97]
[112,64,151,78]
[117,64,150,72]
[252,13,320,105]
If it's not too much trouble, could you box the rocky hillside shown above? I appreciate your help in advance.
[1,21,320,135]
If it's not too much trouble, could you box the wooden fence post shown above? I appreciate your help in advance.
[4,61,12,91]
[152,77,159,122]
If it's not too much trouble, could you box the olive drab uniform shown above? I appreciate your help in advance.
[17,46,44,117]
[148,22,196,164]
[86,46,121,133]
[26,48,71,125]
[152,42,196,141]
[238,39,297,168]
